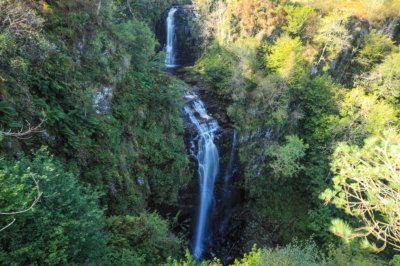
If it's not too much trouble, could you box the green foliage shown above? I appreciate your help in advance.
[357,51,400,98]
[192,0,399,263]
[321,131,400,252]
[0,147,108,265]
[112,0,189,29]
[314,9,352,65]
[2,0,400,264]
[352,29,395,73]
[333,88,398,144]
[233,241,321,266]
[232,241,384,265]
[194,43,236,100]
[270,135,307,179]
[325,243,386,265]
[0,0,190,264]
[107,213,182,265]
[164,249,214,266]
[265,34,306,80]
[111,19,156,67]
[390,255,400,266]
[284,4,318,39]
[110,71,190,208]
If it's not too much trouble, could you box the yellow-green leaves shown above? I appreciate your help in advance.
[322,131,400,252]
[284,4,318,39]
[314,9,352,65]
[265,34,305,80]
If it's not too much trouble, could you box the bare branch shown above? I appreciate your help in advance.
[0,219,16,233]
[1,119,46,139]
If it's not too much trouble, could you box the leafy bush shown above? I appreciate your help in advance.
[352,29,395,73]
[0,147,108,265]
[107,213,182,265]
[233,241,321,266]
[265,34,306,80]
[270,135,307,179]
[284,4,319,39]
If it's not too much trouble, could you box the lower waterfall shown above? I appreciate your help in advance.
[184,92,220,259]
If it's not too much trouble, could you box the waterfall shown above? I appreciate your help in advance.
[165,7,178,67]
[165,6,231,260]
[184,93,220,259]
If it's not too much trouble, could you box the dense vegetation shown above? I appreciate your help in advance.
[1,0,400,265]
[181,0,400,264]
[0,0,191,264]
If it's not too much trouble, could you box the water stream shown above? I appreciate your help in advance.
[219,130,237,234]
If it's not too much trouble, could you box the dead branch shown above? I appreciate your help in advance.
[1,119,45,139]
[0,1,44,40]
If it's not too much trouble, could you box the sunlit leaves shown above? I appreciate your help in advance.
[270,135,307,180]
[314,9,352,64]
[353,29,395,71]
[284,4,318,39]
[265,34,306,80]
[322,131,400,252]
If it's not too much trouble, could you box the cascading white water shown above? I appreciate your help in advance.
[184,93,220,259]
[165,7,178,67]
[165,7,232,259]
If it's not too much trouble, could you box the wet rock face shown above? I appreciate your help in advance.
[94,86,113,115]
[156,6,198,67]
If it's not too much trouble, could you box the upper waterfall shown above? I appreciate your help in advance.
[165,7,178,67]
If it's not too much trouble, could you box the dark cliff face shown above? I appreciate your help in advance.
[155,6,198,66]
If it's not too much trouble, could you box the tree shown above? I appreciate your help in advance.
[321,131,400,252]
[333,88,398,144]
[226,0,285,40]
[198,0,227,43]
[356,51,400,98]
[270,135,307,180]
[107,213,182,265]
[232,241,321,266]
[265,34,305,80]
[0,119,45,139]
[0,118,46,232]
[0,147,108,264]
[314,9,352,65]
[0,1,44,40]
[352,29,395,73]
[283,4,319,39]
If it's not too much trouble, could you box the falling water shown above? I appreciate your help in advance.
[224,130,237,185]
[165,6,233,260]
[165,7,178,67]
[184,93,220,259]
[218,130,237,234]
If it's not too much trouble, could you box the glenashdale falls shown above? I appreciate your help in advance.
[1,1,400,265]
